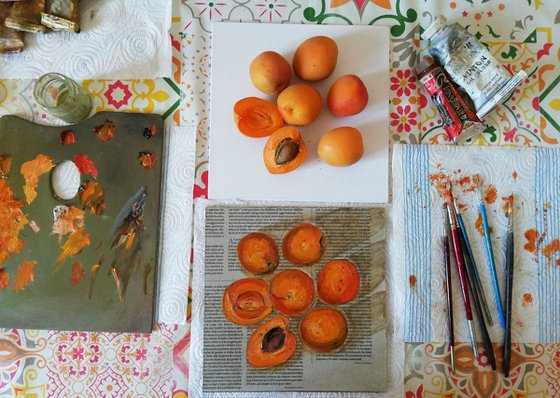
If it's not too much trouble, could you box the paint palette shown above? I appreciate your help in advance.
[0,112,164,333]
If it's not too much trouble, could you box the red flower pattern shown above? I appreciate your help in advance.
[391,105,418,133]
[390,69,417,97]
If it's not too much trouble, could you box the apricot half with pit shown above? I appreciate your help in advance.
[282,223,325,265]
[271,269,315,316]
[234,97,284,138]
[237,232,279,274]
[293,36,338,82]
[317,259,360,305]
[263,126,307,174]
[222,278,273,326]
[250,51,292,95]
[299,308,348,353]
[247,315,297,368]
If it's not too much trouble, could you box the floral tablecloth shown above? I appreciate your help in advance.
[1,0,560,396]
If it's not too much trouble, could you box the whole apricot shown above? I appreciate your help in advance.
[327,74,369,116]
[299,308,348,352]
[271,269,315,316]
[237,232,279,274]
[317,259,360,305]
[277,84,322,126]
[282,223,325,266]
[250,51,292,95]
[318,126,364,167]
[293,36,338,82]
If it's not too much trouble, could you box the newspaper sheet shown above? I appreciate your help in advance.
[192,205,387,394]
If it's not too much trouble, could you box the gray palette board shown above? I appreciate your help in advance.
[0,112,164,333]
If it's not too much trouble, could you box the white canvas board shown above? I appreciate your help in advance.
[209,22,390,203]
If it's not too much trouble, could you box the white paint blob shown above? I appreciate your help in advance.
[51,160,81,200]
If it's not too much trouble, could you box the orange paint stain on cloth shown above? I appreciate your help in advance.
[524,229,540,253]
[475,212,485,237]
[56,229,90,265]
[512,171,518,180]
[20,154,54,204]
[429,173,451,202]
[0,268,10,289]
[522,293,533,306]
[70,262,85,285]
[484,185,497,204]
[14,259,36,291]
[543,239,560,260]
[52,206,85,239]
[502,195,514,215]
[454,175,479,193]
[409,275,417,288]
[0,179,28,266]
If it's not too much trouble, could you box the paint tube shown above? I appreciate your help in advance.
[422,16,527,119]
[416,59,485,143]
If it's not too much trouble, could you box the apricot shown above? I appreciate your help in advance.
[277,84,322,126]
[293,36,338,82]
[222,278,273,326]
[327,74,369,116]
[247,315,297,368]
[317,259,360,305]
[233,97,284,138]
[271,269,315,316]
[237,232,279,274]
[299,308,348,352]
[250,51,292,95]
[318,126,364,167]
[263,126,307,174]
[282,223,325,266]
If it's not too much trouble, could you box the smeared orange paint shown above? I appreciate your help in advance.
[56,229,90,264]
[0,179,28,266]
[52,206,85,239]
[70,262,85,285]
[512,171,518,180]
[20,154,54,204]
[73,155,98,179]
[14,259,36,291]
[475,212,485,237]
[454,175,480,193]
[409,274,417,288]
[93,120,116,142]
[485,186,497,204]
[0,268,10,289]
[429,173,451,203]
[138,152,157,170]
[79,181,106,215]
[524,229,540,253]
[522,293,533,306]
[0,155,11,178]
[88,259,103,299]
[543,239,560,260]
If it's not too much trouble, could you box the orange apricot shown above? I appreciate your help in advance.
[247,315,297,368]
[263,126,307,174]
[292,36,338,82]
[233,97,284,138]
[237,232,279,274]
[271,269,315,316]
[317,259,360,305]
[318,126,364,167]
[276,84,322,126]
[299,308,348,352]
[222,278,272,326]
[250,51,292,95]
[282,223,325,265]
[327,74,369,116]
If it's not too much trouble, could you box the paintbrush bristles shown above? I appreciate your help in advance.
[506,194,514,231]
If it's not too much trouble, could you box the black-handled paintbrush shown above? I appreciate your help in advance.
[503,195,514,377]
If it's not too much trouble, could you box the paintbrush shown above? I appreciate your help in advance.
[446,184,478,359]
[452,197,496,370]
[443,204,455,373]
[477,176,505,328]
[503,195,514,377]
[452,196,494,326]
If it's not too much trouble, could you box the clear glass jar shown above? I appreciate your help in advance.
[33,73,92,123]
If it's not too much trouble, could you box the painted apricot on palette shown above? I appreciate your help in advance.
[237,232,279,274]
[282,223,325,265]
[247,315,297,368]
[222,278,273,326]
[233,97,284,138]
[263,126,307,174]
[271,269,315,316]
[317,259,360,305]
[299,308,348,353]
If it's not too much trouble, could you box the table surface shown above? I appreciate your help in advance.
[1,0,560,397]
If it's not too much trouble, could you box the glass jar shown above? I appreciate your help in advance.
[33,73,92,123]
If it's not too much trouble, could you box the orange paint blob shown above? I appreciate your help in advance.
[512,171,518,180]
[73,155,98,179]
[60,130,76,145]
[70,262,85,285]
[409,274,417,289]
[522,293,533,306]
[0,179,28,266]
[56,229,90,264]
[450,2,456,9]
[14,259,36,291]
[0,155,11,178]
[498,3,505,11]
[475,212,485,237]
[502,195,514,215]
[52,206,85,239]
[543,239,560,260]
[79,181,106,215]
[20,154,55,204]
[484,185,497,204]
[524,229,540,253]
[0,268,10,289]
[429,173,451,202]
[93,120,116,142]
[138,152,158,170]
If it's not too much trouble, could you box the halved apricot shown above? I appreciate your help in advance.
[282,223,325,265]
[271,269,315,316]
[237,232,279,274]
[233,97,284,138]
[222,278,273,326]
[263,126,307,174]
[299,308,348,352]
[247,315,297,368]
[317,259,360,305]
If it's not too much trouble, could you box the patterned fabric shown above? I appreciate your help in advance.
[0,0,560,397]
